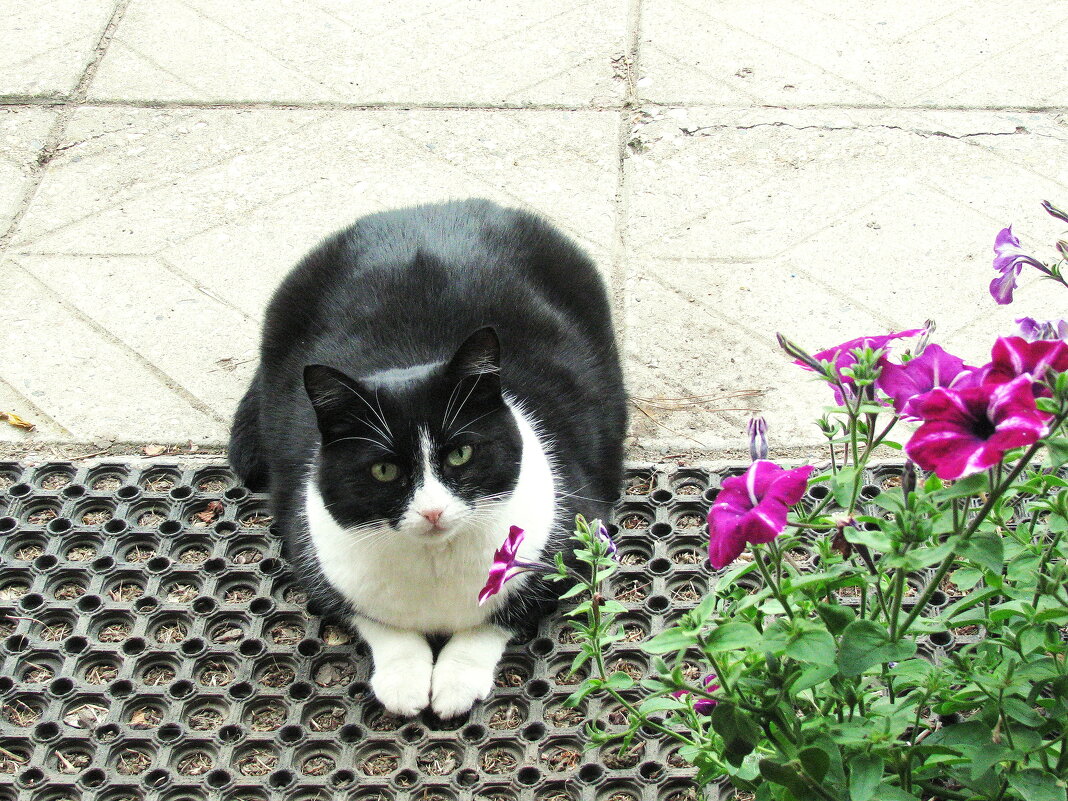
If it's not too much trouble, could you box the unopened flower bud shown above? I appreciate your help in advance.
[914,320,936,357]
[902,460,917,498]
[1042,199,1068,225]
[776,333,824,373]
[747,416,768,461]
[1057,240,1068,260]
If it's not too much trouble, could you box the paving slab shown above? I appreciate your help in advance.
[639,0,1068,108]
[0,0,115,97]
[0,108,55,236]
[624,107,1068,457]
[5,107,619,443]
[89,0,629,105]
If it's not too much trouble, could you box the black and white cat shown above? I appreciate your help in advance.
[229,198,627,718]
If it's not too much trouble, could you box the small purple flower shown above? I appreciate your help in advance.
[991,226,1046,305]
[799,329,923,404]
[596,523,618,559]
[707,461,814,569]
[876,344,975,418]
[905,376,1049,480]
[748,416,768,461]
[478,526,531,606]
[1015,317,1068,343]
[672,673,719,713]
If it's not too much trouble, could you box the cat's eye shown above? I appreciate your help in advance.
[370,462,400,482]
[446,445,473,467]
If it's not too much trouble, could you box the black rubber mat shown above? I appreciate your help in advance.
[0,461,946,801]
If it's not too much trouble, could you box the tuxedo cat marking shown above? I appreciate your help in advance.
[229,199,626,717]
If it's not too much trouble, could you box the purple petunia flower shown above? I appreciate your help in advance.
[905,376,1049,480]
[707,460,814,569]
[478,526,531,606]
[991,226,1046,305]
[985,336,1068,399]
[799,329,923,404]
[672,673,719,713]
[1015,317,1068,343]
[877,344,976,419]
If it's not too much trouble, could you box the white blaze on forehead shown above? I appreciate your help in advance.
[409,428,460,516]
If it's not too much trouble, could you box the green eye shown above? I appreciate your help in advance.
[446,445,473,467]
[370,462,400,482]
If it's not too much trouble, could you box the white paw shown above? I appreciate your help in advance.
[430,658,495,718]
[371,660,433,717]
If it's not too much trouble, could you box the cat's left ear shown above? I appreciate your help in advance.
[447,327,501,378]
[444,327,503,408]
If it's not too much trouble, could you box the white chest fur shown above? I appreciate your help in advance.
[302,401,557,633]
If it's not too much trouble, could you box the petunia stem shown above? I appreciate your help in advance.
[753,546,794,620]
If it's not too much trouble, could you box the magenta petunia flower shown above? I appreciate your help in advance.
[1015,317,1068,343]
[876,344,975,418]
[707,461,814,569]
[799,329,922,404]
[672,673,719,713]
[991,226,1045,305]
[478,526,530,606]
[983,336,1068,403]
[905,376,1049,480]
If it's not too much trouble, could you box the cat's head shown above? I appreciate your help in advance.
[303,328,523,544]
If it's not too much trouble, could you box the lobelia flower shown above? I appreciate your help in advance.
[1016,317,1068,343]
[672,673,719,713]
[991,226,1046,305]
[799,329,922,404]
[905,375,1049,480]
[707,460,815,569]
[748,416,768,461]
[984,336,1068,398]
[876,344,976,418]
[478,526,541,606]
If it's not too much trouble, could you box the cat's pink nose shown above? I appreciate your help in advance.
[421,509,444,529]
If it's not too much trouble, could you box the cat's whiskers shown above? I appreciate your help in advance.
[326,434,393,452]
[338,382,394,444]
[444,373,483,432]
[448,408,496,438]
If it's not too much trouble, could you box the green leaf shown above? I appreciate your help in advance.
[710,702,761,767]
[704,622,761,653]
[603,671,635,691]
[793,663,838,692]
[933,472,988,501]
[1046,437,1068,469]
[817,601,857,635]
[837,620,916,677]
[786,627,837,666]
[558,582,589,600]
[848,753,883,801]
[960,533,1004,575]
[799,748,829,782]
[642,626,697,655]
[637,696,685,714]
[832,467,860,507]
[1007,769,1066,801]
[1002,697,1044,727]
[872,785,920,801]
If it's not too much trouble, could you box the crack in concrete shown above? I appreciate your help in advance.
[677,121,1063,141]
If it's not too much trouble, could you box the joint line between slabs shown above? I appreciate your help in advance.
[0,374,73,438]
[0,0,134,252]
[11,264,230,429]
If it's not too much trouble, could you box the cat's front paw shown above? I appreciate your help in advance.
[430,658,494,718]
[371,660,433,717]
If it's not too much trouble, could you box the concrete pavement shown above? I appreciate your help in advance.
[2,0,1067,462]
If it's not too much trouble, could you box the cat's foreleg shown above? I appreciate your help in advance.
[430,624,512,718]
[353,615,434,717]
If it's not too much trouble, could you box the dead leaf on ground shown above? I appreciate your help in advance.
[194,501,225,525]
[63,704,107,729]
[0,412,35,432]
[142,445,166,457]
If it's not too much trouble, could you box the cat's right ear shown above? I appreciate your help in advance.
[303,364,368,442]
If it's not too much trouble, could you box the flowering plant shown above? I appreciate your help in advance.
[481,205,1068,801]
